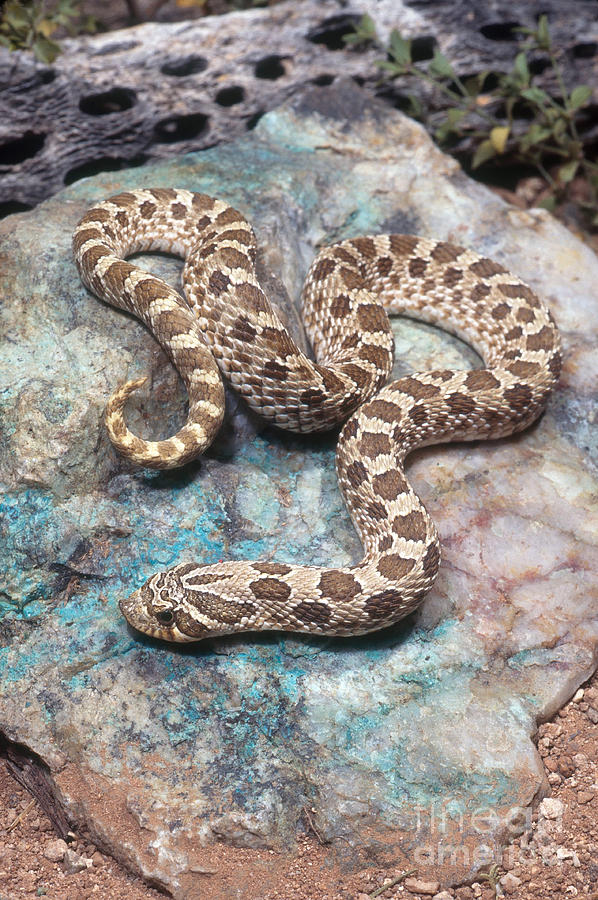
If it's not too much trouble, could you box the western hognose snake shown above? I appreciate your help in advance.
[73,188,561,642]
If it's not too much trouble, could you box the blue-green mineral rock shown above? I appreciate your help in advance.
[1,81,597,898]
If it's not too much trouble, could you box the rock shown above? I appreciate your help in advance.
[539,799,565,820]
[433,892,454,900]
[557,756,576,777]
[556,847,580,866]
[44,839,68,862]
[2,0,597,210]
[91,851,104,867]
[404,878,440,895]
[1,80,598,897]
[500,872,522,893]
[63,848,93,874]
[587,707,598,724]
[576,790,595,804]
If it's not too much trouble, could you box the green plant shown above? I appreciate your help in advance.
[346,15,598,226]
[0,0,96,63]
[479,862,502,896]
[343,12,376,48]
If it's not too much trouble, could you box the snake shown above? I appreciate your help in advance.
[73,187,561,642]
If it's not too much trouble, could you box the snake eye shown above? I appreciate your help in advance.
[156,610,174,624]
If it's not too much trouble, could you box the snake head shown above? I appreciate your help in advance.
[119,569,211,642]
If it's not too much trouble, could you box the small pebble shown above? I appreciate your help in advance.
[404,877,440,895]
[576,790,594,804]
[539,798,564,820]
[587,707,598,724]
[500,872,522,893]
[44,838,67,862]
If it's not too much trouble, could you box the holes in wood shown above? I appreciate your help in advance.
[39,69,56,85]
[254,55,286,80]
[572,42,597,59]
[312,74,335,86]
[410,35,436,62]
[0,132,45,167]
[480,22,522,42]
[79,87,137,116]
[161,55,208,77]
[528,56,551,76]
[306,14,361,50]
[154,112,209,143]
[215,85,245,106]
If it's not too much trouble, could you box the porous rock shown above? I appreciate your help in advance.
[1,0,596,210]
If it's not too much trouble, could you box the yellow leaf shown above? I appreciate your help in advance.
[490,125,509,154]
[38,18,57,37]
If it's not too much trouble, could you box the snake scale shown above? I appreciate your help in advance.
[73,188,561,642]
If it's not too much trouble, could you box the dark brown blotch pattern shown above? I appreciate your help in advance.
[318,571,361,601]
[372,470,408,501]
[360,431,391,458]
[291,601,332,625]
[377,554,415,580]
[250,578,291,603]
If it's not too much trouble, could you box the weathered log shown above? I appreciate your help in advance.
[1,0,596,212]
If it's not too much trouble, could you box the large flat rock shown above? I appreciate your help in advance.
[1,81,597,898]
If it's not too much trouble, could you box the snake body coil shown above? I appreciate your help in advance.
[73,188,561,641]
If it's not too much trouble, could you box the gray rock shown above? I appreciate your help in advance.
[1,81,597,898]
[63,847,93,873]
[2,0,596,209]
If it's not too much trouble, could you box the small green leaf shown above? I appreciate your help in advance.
[4,1,30,28]
[536,14,551,51]
[472,139,496,169]
[513,52,529,85]
[520,86,551,106]
[343,13,376,45]
[389,29,411,67]
[32,34,61,63]
[428,50,454,79]
[551,118,567,140]
[519,122,552,149]
[558,160,579,183]
[568,85,592,110]
[376,60,408,76]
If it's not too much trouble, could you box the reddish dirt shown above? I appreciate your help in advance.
[1,668,596,900]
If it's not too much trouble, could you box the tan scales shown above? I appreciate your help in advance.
[73,188,562,641]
